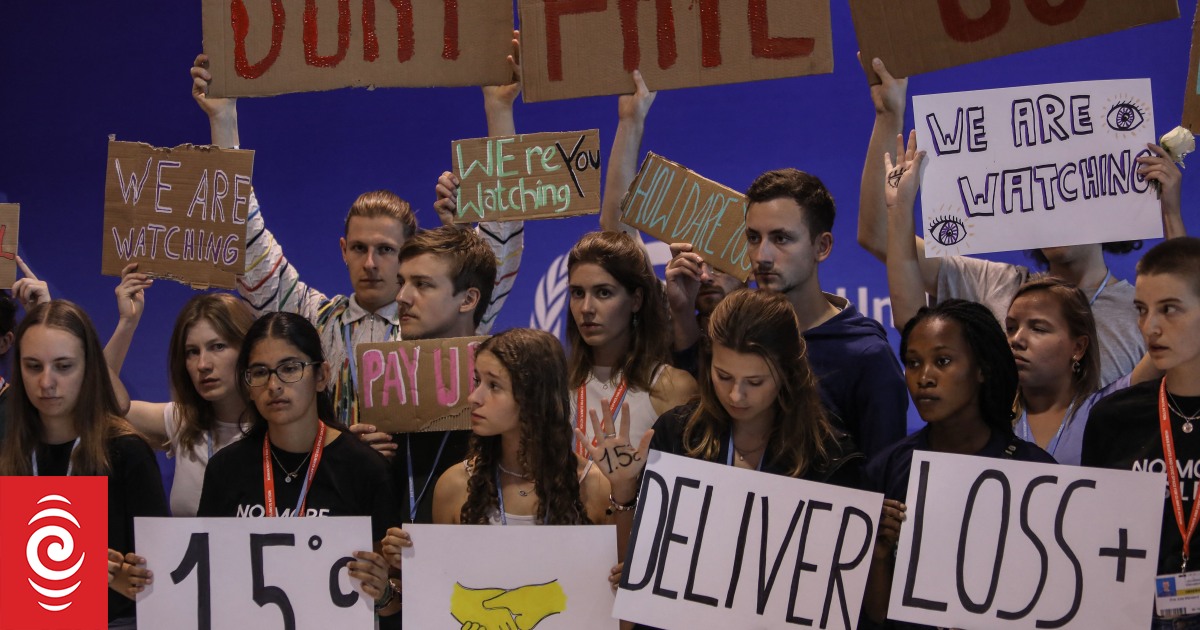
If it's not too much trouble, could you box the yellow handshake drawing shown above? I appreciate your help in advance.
[450,580,568,630]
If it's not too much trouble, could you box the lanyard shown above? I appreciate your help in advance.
[1087,269,1112,306]
[1017,401,1077,456]
[407,432,450,523]
[32,437,81,476]
[495,466,509,526]
[574,378,629,457]
[343,319,396,397]
[1160,379,1200,570]
[262,423,326,518]
[726,434,765,471]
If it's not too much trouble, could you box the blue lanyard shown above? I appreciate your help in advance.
[407,433,450,523]
[495,466,509,526]
[1088,269,1112,306]
[32,437,81,476]
[1018,400,1077,456]
[343,319,397,397]
[726,434,764,471]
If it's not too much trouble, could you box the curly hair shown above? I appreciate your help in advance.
[168,293,255,454]
[0,300,138,476]
[682,289,834,477]
[901,299,1018,437]
[460,328,589,525]
[566,231,670,391]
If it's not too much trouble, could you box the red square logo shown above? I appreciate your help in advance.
[0,477,108,630]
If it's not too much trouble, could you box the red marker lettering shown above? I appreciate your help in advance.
[303,0,352,67]
[231,0,286,79]
[545,0,608,81]
[1024,0,1085,26]
[937,0,1010,43]
[748,0,813,59]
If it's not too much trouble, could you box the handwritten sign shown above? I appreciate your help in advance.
[402,524,618,629]
[620,153,751,281]
[356,336,485,433]
[452,130,601,223]
[135,516,374,630]
[850,0,1178,82]
[518,0,832,103]
[613,451,883,630]
[912,79,1162,258]
[0,204,18,288]
[889,451,1163,629]
[102,140,252,289]
[201,0,514,98]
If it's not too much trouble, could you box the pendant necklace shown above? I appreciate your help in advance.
[1168,391,1200,434]
[271,448,312,484]
[498,462,534,497]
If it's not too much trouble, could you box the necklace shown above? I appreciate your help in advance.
[497,463,534,497]
[270,447,312,484]
[1168,391,1200,434]
[732,439,766,464]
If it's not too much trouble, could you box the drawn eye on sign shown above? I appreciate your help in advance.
[1106,100,1147,132]
[928,214,968,247]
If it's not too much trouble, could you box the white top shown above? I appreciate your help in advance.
[571,365,666,449]
[163,402,245,517]
[485,460,595,526]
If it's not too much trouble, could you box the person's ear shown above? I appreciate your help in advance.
[0,331,13,355]
[339,237,350,267]
[458,287,481,315]
[632,287,644,314]
[315,361,332,391]
[814,231,834,262]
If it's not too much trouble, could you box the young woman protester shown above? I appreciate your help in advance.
[0,300,169,629]
[380,329,615,628]
[567,230,698,453]
[104,264,255,516]
[883,135,1166,465]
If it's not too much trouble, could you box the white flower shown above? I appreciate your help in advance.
[1161,126,1195,165]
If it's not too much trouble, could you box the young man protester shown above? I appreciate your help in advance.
[188,35,524,457]
[668,169,908,459]
[1082,237,1200,629]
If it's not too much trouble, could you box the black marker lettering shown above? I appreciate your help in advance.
[956,470,1010,614]
[902,460,949,611]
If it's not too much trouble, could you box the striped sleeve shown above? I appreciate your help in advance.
[476,220,524,335]
[237,190,335,322]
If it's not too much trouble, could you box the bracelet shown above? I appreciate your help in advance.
[374,579,396,611]
[609,494,638,512]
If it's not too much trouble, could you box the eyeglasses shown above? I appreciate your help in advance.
[243,361,322,387]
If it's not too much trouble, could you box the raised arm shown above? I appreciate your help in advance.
[884,132,929,330]
[600,71,656,235]
[1137,142,1187,239]
[191,54,239,149]
[103,264,169,444]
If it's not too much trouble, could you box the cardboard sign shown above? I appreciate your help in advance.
[402,524,618,629]
[356,336,486,433]
[452,130,602,223]
[135,516,374,630]
[620,152,751,281]
[912,78,1162,258]
[0,204,18,288]
[613,451,883,630]
[1184,2,1200,133]
[518,0,833,103]
[850,0,1178,82]
[102,140,253,289]
[888,451,1163,629]
[201,0,514,98]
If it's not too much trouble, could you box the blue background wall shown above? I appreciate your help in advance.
[1,1,1197,439]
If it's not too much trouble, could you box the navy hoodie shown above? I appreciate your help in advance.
[804,293,908,459]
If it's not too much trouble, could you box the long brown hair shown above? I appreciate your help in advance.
[683,289,834,477]
[566,231,669,391]
[1010,276,1101,409]
[461,329,589,525]
[168,293,255,453]
[0,300,137,476]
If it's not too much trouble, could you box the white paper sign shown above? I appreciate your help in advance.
[135,516,375,630]
[613,451,884,630]
[913,78,1163,257]
[402,524,619,629]
[889,451,1165,629]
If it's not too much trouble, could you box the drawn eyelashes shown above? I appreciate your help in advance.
[928,215,967,246]
[1106,101,1146,132]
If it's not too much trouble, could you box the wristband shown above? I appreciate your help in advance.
[374,579,395,611]
[609,494,638,512]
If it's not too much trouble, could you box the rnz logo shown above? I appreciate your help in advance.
[0,476,108,630]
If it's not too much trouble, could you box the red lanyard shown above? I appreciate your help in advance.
[575,378,629,457]
[262,422,327,518]
[1159,379,1200,570]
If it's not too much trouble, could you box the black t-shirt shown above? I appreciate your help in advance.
[1083,377,1200,576]
[35,433,168,622]
[650,402,865,489]
[198,430,401,542]
[390,429,471,524]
